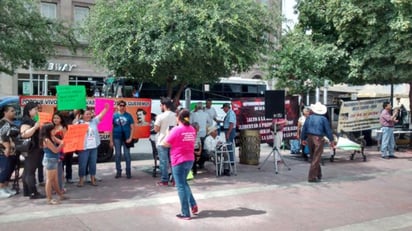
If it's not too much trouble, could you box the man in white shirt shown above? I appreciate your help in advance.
[190,102,212,139]
[154,97,176,186]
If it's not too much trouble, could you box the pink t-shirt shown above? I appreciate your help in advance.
[165,124,196,166]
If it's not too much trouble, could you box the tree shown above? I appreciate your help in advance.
[296,0,412,110]
[268,28,347,95]
[0,0,77,75]
[87,0,278,102]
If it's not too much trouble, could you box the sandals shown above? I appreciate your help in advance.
[47,199,60,205]
[77,182,84,187]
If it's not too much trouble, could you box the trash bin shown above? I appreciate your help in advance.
[239,129,260,165]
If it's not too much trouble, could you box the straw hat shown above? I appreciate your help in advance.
[207,126,218,135]
[310,102,327,115]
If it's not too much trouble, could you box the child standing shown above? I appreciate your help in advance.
[40,123,67,205]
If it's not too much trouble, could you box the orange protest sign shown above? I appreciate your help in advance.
[63,124,88,153]
[38,112,53,126]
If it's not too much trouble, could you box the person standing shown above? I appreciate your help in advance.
[110,100,134,179]
[204,99,218,125]
[297,107,311,160]
[221,103,236,163]
[20,102,45,199]
[190,102,212,168]
[110,100,135,179]
[0,105,19,198]
[301,102,334,183]
[154,97,176,186]
[40,123,66,205]
[161,109,198,220]
[51,112,67,193]
[76,104,109,186]
[379,101,398,159]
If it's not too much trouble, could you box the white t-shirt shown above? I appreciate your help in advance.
[205,107,217,121]
[204,135,224,152]
[190,110,212,138]
[154,110,176,145]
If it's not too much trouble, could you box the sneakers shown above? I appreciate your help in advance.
[191,205,198,215]
[176,214,191,220]
[0,188,12,199]
[157,181,168,186]
[5,187,17,195]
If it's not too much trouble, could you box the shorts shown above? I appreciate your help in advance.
[42,157,59,170]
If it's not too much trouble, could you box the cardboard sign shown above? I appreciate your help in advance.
[63,124,88,153]
[56,85,86,110]
[38,112,53,126]
[95,98,115,132]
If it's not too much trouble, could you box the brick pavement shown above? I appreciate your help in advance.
[1,143,412,231]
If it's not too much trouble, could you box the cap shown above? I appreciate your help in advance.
[221,103,230,109]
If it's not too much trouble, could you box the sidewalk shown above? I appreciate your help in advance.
[1,143,412,231]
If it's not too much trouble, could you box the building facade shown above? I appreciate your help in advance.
[0,0,107,97]
[0,0,282,97]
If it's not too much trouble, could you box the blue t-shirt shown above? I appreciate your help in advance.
[112,112,134,140]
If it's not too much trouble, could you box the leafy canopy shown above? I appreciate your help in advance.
[269,28,347,94]
[297,0,412,85]
[87,0,277,98]
[0,0,77,75]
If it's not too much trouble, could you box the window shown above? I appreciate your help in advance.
[18,74,59,96]
[40,2,57,19]
[74,6,90,42]
[69,76,104,97]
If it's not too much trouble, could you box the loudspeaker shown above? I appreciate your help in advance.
[265,90,285,118]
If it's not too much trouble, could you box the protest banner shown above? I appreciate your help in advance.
[56,85,86,110]
[63,124,88,153]
[232,96,299,143]
[337,98,389,132]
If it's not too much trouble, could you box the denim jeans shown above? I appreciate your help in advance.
[78,148,98,177]
[380,127,395,157]
[226,129,236,162]
[114,138,131,176]
[172,161,197,217]
[0,155,10,183]
[157,145,170,183]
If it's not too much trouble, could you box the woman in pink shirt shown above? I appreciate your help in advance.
[162,109,198,220]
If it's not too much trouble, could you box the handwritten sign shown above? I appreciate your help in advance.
[95,98,115,132]
[38,112,53,126]
[63,124,88,153]
[56,85,86,110]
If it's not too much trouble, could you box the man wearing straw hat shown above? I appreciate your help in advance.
[301,102,335,183]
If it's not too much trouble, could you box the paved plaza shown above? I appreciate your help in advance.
[1,139,412,231]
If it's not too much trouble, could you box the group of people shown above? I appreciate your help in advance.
[0,99,142,203]
[297,100,401,183]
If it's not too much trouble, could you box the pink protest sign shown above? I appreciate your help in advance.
[95,98,115,132]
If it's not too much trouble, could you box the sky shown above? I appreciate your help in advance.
[282,0,298,30]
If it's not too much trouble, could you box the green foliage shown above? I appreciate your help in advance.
[297,0,412,85]
[268,29,347,94]
[0,0,78,75]
[87,0,278,98]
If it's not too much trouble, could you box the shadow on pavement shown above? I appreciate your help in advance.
[195,207,266,218]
